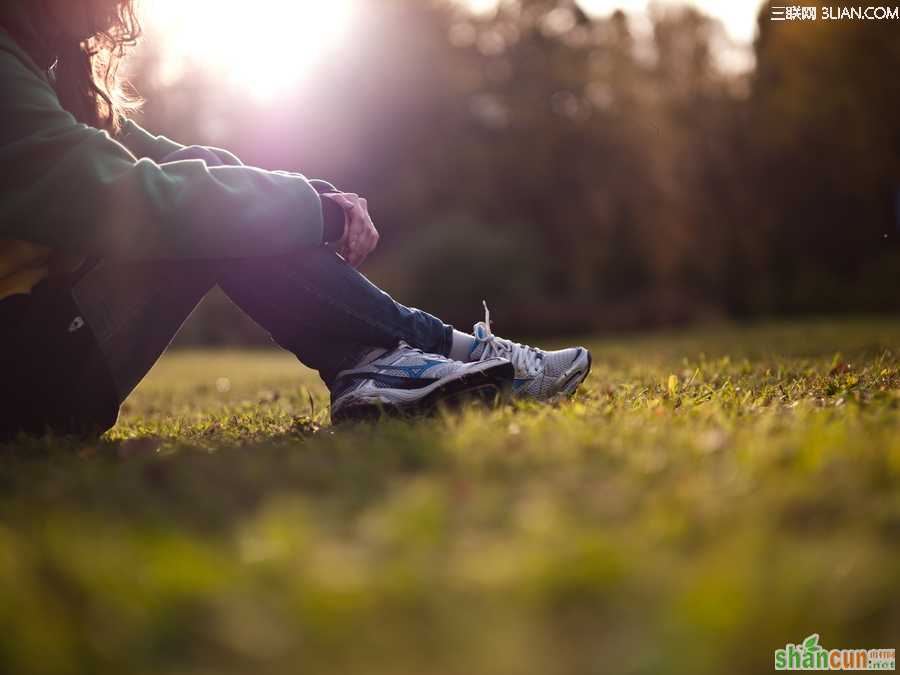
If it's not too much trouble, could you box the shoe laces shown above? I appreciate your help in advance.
[474,301,544,376]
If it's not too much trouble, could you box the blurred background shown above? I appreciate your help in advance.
[126,0,900,344]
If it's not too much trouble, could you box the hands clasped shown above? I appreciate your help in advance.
[321,193,380,268]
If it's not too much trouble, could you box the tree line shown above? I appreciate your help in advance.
[128,0,900,342]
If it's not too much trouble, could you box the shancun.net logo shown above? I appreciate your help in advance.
[775,634,896,671]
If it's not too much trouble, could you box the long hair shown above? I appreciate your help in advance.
[4,1,143,132]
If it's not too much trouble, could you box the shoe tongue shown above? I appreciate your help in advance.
[473,322,490,340]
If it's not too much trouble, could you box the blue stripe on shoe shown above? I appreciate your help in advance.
[370,358,446,379]
[338,372,439,391]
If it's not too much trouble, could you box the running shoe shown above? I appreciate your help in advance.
[331,341,514,423]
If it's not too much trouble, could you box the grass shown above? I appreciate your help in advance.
[1,318,899,675]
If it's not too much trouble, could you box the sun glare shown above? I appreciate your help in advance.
[145,0,357,101]
[142,0,756,100]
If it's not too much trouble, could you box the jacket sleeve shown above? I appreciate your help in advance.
[0,51,324,260]
[118,118,244,167]
[117,118,185,162]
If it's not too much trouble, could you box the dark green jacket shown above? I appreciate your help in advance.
[0,26,324,262]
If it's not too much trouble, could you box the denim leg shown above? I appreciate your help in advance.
[219,249,453,387]
[167,146,452,385]
[71,145,453,401]
[72,249,452,401]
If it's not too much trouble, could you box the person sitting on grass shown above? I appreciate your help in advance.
[0,0,591,437]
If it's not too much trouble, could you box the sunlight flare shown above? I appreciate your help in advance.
[145,0,357,101]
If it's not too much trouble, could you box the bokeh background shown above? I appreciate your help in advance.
[3,6,900,673]
[125,0,900,343]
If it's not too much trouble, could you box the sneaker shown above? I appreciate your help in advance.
[468,302,592,400]
[331,341,514,423]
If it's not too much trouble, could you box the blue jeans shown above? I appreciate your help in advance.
[0,146,453,435]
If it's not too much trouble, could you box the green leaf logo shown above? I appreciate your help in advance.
[803,634,820,652]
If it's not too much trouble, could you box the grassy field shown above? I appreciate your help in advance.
[1,319,899,675]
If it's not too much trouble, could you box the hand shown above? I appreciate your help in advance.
[322,193,380,268]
